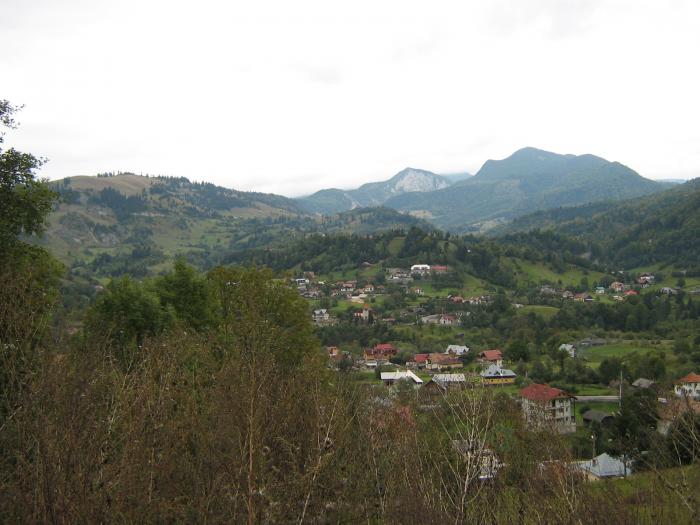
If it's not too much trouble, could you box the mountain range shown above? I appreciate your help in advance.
[296,167,452,214]
[305,147,666,231]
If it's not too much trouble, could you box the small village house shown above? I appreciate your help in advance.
[380,370,424,387]
[423,374,468,394]
[445,344,469,356]
[480,364,517,385]
[674,372,700,399]
[425,353,462,371]
[520,383,577,434]
[478,349,503,367]
[575,453,631,481]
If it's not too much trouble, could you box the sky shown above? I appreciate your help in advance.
[2,0,699,196]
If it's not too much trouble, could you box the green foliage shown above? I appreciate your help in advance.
[207,266,318,370]
[154,259,214,330]
[0,101,57,250]
[85,276,172,362]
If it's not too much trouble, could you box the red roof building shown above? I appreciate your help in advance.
[674,372,700,399]
[364,343,399,361]
[519,383,576,434]
[413,353,429,364]
[479,350,503,364]
[519,383,573,402]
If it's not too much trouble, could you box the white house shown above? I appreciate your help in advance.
[559,343,576,358]
[410,264,431,275]
[380,370,424,387]
[674,373,700,399]
[445,345,469,356]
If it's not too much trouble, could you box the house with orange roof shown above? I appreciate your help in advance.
[674,372,700,399]
[520,383,577,434]
[478,349,503,367]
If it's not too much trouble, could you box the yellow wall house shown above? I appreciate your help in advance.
[480,364,516,385]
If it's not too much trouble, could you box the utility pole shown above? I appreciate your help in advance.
[619,369,623,410]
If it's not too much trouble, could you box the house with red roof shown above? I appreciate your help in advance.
[478,349,503,367]
[520,383,576,434]
[363,343,399,363]
[431,265,450,274]
[425,353,462,371]
[674,372,700,399]
[408,353,430,369]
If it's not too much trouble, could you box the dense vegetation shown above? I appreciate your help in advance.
[495,178,700,270]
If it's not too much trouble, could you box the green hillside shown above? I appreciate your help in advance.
[38,174,431,278]
[494,178,700,270]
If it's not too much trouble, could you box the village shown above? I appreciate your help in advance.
[298,263,700,483]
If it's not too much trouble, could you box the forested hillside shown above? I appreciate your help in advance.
[40,173,430,278]
[495,178,700,271]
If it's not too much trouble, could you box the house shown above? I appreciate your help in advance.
[410,287,424,296]
[445,344,469,356]
[410,264,431,275]
[420,314,441,324]
[408,353,430,368]
[595,286,606,295]
[326,346,340,359]
[364,343,399,362]
[423,374,467,394]
[478,349,503,367]
[480,364,516,385]
[631,378,656,390]
[624,290,638,297]
[540,285,557,295]
[439,314,457,326]
[520,383,577,434]
[559,343,576,358]
[431,265,450,274]
[451,440,503,480]
[425,353,462,371]
[660,287,679,295]
[637,273,655,285]
[312,309,330,324]
[562,290,574,299]
[609,281,626,293]
[363,284,375,294]
[353,304,372,322]
[674,372,700,399]
[582,410,614,427]
[295,277,310,286]
[574,293,594,302]
[380,370,424,387]
[449,295,464,304]
[657,397,700,435]
[575,453,631,481]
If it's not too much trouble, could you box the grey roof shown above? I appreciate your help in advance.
[582,410,614,424]
[445,344,469,355]
[480,364,516,378]
[433,374,466,384]
[576,453,631,478]
[632,378,655,389]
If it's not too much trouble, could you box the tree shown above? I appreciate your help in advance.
[0,100,56,251]
[154,258,214,330]
[85,276,171,364]
[0,101,62,417]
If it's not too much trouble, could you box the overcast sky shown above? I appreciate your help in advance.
[2,0,699,196]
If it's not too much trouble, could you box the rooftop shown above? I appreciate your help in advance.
[520,383,574,402]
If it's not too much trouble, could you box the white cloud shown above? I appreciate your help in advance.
[2,0,699,196]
